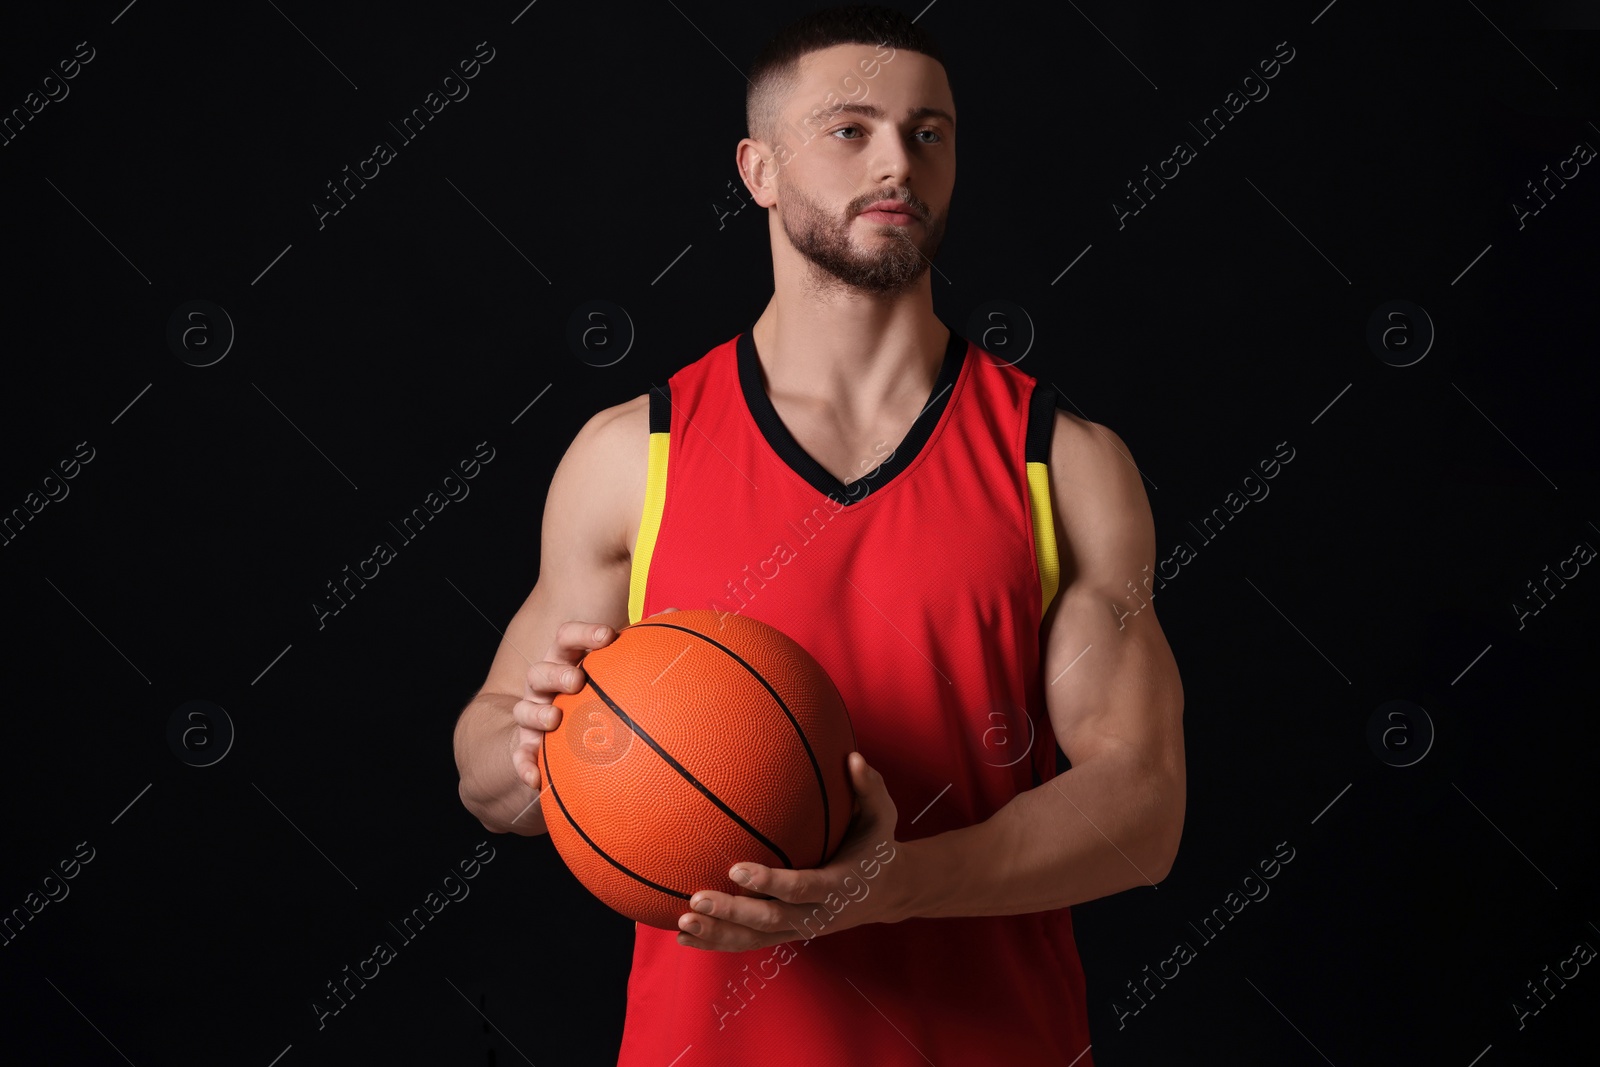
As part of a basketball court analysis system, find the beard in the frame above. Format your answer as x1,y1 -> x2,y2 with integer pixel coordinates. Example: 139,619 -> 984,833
779,181 -> 947,295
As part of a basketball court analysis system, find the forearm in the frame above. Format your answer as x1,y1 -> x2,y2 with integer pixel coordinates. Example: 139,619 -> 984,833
901,748 -> 1182,919
454,690 -> 547,836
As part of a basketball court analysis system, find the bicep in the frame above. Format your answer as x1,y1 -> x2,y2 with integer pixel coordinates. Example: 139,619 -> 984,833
477,401 -> 642,700
1041,414 -> 1184,771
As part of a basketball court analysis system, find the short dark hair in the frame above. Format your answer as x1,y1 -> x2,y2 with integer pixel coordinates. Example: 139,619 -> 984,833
745,5 -> 948,142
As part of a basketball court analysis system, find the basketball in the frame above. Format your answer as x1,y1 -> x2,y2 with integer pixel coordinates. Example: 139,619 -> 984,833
537,609 -> 858,930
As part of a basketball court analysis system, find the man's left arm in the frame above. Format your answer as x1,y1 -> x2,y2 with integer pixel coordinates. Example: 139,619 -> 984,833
670,412 -> 1185,948
897,410 -> 1186,919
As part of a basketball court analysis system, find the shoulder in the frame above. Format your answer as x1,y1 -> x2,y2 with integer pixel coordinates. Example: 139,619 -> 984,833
579,392 -> 651,448
1046,408 -> 1131,485
582,391 -> 655,485
561,393 -> 651,478
1045,408 -> 1156,591
547,394 -> 652,561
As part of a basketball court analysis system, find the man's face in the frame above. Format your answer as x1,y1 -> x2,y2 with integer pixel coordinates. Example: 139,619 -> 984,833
766,43 -> 956,294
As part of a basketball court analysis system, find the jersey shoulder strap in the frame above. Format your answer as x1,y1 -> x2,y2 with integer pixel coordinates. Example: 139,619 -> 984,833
627,384 -> 672,625
1024,379 -> 1062,619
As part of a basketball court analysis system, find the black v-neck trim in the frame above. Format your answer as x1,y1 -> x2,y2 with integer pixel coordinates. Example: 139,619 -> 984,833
736,322 -> 968,505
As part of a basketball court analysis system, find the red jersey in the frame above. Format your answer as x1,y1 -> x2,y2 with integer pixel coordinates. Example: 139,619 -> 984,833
614,322 -> 1093,1066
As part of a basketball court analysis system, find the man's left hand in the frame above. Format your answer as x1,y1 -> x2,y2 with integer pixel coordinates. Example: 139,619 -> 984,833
675,751 -> 913,952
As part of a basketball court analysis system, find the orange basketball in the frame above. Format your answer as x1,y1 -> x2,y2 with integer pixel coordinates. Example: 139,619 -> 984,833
537,609 -> 858,930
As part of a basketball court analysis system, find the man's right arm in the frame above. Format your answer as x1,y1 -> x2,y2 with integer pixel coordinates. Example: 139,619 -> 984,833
453,394 -> 647,835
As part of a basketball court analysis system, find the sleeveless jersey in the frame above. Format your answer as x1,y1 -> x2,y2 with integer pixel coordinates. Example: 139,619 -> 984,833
613,322 -> 1094,1066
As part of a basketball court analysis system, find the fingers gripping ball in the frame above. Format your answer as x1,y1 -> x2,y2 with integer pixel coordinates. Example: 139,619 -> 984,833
536,609 -> 857,930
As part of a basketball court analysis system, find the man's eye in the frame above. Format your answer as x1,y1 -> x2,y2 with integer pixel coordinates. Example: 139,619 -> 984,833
915,129 -> 941,143
832,126 -> 862,139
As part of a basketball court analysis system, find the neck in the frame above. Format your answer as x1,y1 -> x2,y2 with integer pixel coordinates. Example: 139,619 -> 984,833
750,276 -> 948,429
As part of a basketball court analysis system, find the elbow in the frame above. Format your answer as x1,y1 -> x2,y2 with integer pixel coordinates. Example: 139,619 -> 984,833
458,778 -> 490,826
456,773 -> 502,831
1144,772 -> 1186,885
1140,829 -> 1181,886
457,776 -> 503,829
1147,832 -> 1180,885
1148,715 -> 1186,883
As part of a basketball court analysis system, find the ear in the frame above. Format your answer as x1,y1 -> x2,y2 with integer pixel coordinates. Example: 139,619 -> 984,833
735,138 -> 780,209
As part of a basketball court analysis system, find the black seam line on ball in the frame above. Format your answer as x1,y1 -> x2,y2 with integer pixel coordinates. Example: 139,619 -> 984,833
541,737 -> 691,901
629,621 -> 828,864
587,665 -> 795,870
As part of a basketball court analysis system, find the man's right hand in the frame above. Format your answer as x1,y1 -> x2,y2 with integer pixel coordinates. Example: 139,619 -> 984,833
510,609 -> 678,825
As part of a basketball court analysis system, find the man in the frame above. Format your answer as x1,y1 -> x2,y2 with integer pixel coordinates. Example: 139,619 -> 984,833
453,6 -> 1185,1063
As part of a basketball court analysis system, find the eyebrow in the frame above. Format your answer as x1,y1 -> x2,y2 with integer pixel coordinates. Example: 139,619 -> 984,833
822,101 -> 955,126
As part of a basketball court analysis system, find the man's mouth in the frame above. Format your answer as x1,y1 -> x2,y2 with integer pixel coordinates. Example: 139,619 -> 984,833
858,200 -> 920,226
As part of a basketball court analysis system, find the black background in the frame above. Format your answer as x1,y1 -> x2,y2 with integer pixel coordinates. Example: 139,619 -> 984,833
1,1 -> 1596,1064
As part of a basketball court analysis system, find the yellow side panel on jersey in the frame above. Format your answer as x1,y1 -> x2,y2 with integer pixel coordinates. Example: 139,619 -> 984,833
628,430 -> 671,625
1026,459 -> 1060,619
